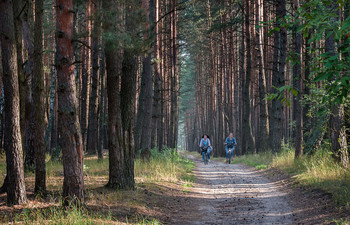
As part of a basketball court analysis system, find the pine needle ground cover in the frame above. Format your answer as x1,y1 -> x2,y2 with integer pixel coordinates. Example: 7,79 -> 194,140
0,149 -> 194,224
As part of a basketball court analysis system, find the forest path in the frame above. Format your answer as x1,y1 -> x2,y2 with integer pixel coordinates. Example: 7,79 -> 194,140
169,155 -> 294,224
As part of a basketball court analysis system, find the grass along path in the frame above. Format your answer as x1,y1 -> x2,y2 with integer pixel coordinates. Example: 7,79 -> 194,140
0,149 -> 194,224
229,149 -> 350,209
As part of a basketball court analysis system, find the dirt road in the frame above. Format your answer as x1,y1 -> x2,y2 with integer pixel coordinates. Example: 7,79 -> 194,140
170,156 -> 294,225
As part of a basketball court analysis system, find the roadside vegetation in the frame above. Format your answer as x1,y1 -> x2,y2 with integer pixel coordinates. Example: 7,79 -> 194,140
0,149 -> 194,224
230,145 -> 350,208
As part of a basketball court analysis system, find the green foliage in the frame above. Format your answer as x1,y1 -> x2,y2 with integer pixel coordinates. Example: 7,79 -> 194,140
266,85 -> 298,107
290,0 -> 350,106
271,0 -> 350,125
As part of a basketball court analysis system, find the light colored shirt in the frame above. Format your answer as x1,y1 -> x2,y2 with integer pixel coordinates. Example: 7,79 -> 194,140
200,138 -> 211,148
225,137 -> 237,147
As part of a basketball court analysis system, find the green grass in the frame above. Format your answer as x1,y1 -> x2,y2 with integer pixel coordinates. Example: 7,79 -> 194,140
0,148 -> 194,224
330,218 -> 350,225
231,148 -> 350,208
12,205 -> 111,225
135,148 -> 194,183
7,204 -> 162,224
230,152 -> 272,169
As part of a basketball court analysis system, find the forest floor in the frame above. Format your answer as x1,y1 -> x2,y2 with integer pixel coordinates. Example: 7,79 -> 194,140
0,151 -> 349,224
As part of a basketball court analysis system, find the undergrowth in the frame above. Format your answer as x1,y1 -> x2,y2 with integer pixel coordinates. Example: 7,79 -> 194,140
0,148 -> 194,224
135,148 -> 194,183
9,204 -> 162,225
231,146 -> 350,208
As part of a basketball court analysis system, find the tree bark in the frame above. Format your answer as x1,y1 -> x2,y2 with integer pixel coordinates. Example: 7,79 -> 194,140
270,0 -> 286,152
138,0 -> 153,156
13,0 -> 26,144
256,0 -> 269,153
0,71 -> 3,150
103,0 -> 119,188
241,0 -> 256,154
140,55 -> 153,155
80,2 -> 89,151
22,0 -> 35,170
33,0 -> 46,194
56,0 -> 84,205
118,48 -> 137,189
104,42 -> 120,188
0,0 -> 27,205
86,1 -> 100,155
97,40 -> 105,159
103,0 -> 134,190
46,52 -> 57,155
151,0 -> 161,150
292,0 -> 303,158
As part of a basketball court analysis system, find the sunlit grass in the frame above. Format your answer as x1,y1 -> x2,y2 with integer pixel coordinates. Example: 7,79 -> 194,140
0,148 -> 194,224
231,148 -> 350,208
230,152 -> 272,169
6,203 -> 162,224
135,148 -> 194,183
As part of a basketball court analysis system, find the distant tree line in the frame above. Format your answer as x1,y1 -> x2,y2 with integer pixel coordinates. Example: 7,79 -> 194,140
180,0 -> 349,168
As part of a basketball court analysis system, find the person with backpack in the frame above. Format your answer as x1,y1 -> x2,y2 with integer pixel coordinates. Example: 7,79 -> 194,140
199,134 -> 212,162
224,133 -> 237,164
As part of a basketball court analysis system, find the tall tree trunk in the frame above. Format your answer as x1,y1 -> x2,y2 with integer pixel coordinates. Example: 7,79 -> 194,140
256,0 -> 269,152
270,0 -> 286,152
46,51 -> 57,154
158,2 -> 164,151
0,0 -> 27,205
138,0 -> 153,156
139,54 -> 153,153
103,82 -> 108,150
33,0 -> 46,194
107,0 -> 137,189
172,0 -> 179,149
86,1 -> 100,155
135,65 -> 147,153
135,55 -> 153,155
118,48 -> 137,189
51,69 -> 59,157
151,0 -> 161,150
56,0 -> 84,205
13,0 -> 26,144
242,0 -> 256,154
167,0 -> 175,148
103,0 -> 134,190
22,0 -> 35,170
97,40 -> 105,159
80,3 -> 89,151
292,0 -> 303,158
0,72 -> 3,150
104,40 -> 120,188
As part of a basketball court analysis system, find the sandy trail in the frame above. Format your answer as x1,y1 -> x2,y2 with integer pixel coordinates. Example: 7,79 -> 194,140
170,156 -> 294,225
